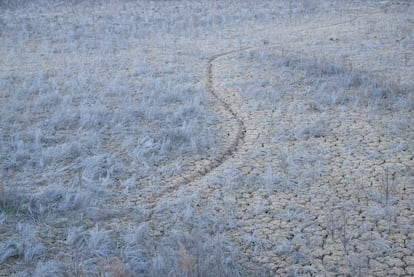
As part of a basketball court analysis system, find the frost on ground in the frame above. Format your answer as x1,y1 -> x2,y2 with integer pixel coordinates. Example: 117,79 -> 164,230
0,0 -> 413,276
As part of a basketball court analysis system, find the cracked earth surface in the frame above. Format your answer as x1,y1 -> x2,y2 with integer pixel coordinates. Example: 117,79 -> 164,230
128,8 -> 414,275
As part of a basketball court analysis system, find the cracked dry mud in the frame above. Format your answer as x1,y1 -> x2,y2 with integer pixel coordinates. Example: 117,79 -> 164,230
212,52 -> 413,275
126,9 -> 414,276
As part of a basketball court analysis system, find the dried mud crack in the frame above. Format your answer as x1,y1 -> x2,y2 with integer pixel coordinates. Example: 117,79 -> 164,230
137,10 -> 413,275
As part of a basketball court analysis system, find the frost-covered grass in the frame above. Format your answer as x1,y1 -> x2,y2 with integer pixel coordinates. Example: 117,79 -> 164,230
1,0 -> 413,276
0,0 -> 288,275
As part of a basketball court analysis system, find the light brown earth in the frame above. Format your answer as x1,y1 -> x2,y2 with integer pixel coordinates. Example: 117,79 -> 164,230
135,5 -> 414,275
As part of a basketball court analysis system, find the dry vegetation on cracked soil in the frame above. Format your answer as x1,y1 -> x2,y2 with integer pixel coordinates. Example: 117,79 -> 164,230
0,0 -> 413,276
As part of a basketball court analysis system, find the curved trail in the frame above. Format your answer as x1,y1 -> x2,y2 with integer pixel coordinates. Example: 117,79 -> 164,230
141,50 -> 250,219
